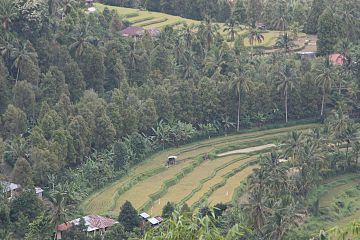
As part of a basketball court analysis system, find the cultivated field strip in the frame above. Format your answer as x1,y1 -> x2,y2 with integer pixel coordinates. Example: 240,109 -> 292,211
185,155 -> 261,206
83,124 -> 318,216
208,165 -> 259,204
149,154 -> 255,214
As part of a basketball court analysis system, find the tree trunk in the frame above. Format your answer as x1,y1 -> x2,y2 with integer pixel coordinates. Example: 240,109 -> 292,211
321,89 -> 325,117
339,80 -> 342,95
237,92 -> 241,132
285,89 -> 288,123
16,67 -> 20,84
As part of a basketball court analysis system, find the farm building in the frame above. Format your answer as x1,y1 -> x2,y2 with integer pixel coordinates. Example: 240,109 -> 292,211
121,26 -> 146,38
85,0 -> 94,7
166,156 -> 177,166
139,212 -> 163,228
121,27 -> 161,38
1,181 -> 44,200
296,51 -> 316,60
329,53 -> 346,65
56,215 -> 118,239
1,181 -> 20,199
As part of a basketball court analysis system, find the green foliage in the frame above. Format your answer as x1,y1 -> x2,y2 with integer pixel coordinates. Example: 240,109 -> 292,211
162,201 -> 175,218
317,8 -> 338,56
10,190 -> 43,223
118,201 -> 139,232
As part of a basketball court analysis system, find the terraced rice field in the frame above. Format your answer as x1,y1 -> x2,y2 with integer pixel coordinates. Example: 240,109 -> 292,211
82,123 -> 318,217
93,3 -> 307,48
289,174 -> 360,238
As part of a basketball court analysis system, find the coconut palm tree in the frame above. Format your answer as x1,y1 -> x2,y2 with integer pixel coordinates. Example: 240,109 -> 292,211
200,17 -> 220,50
334,1 -> 360,41
50,190 -> 67,240
275,63 -> 297,123
228,65 -> 253,131
204,46 -> 226,79
223,18 -> 240,42
0,0 -> 17,32
247,28 -> 264,47
11,41 -> 38,83
284,131 -> 303,162
69,22 -> 95,58
180,24 -> 195,49
351,141 -> 360,169
221,116 -> 234,136
315,60 -> 336,117
275,32 -> 295,53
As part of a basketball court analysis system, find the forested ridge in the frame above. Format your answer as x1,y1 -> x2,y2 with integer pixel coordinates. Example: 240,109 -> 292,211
1,0 -> 360,239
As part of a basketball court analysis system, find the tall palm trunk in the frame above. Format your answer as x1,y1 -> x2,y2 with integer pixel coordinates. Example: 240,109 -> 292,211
16,67 -> 20,84
285,89 -> 288,123
237,91 -> 241,132
320,88 -> 325,117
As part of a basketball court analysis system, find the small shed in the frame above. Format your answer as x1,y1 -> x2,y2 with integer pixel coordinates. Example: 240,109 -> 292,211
147,216 -> 163,226
166,156 -> 177,166
35,187 -> 44,199
296,52 -> 316,60
85,0 -> 94,7
139,212 -> 150,220
1,181 -> 20,199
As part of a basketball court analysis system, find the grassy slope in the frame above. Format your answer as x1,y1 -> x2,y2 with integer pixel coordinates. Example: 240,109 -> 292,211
287,174 -> 360,239
82,123 -> 318,217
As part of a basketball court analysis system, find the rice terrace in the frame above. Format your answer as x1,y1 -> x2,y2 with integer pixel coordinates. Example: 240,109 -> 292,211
82,123 -> 318,217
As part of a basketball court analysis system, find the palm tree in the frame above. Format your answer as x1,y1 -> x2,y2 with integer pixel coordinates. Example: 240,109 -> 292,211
275,32 -> 295,53
50,190 -> 67,240
223,18 -> 240,42
289,22 -> 303,39
315,60 -> 335,117
334,1 -> 360,41
351,141 -> 360,169
0,35 -> 17,65
200,17 -> 219,50
204,46 -> 225,79
284,131 -> 303,161
180,24 -> 195,49
181,50 -> 196,79
0,0 -> 17,32
69,23 -> 94,58
11,41 -> 38,83
247,28 -> 265,47
60,0 -> 77,16
221,116 -> 234,136
151,120 -> 171,150
275,63 -> 297,123
228,66 -> 253,132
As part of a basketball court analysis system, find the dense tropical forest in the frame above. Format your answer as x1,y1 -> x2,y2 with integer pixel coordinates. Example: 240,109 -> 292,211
1,0 -> 360,239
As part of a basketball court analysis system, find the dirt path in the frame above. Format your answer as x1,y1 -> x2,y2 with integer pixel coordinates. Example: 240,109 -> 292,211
217,144 -> 276,157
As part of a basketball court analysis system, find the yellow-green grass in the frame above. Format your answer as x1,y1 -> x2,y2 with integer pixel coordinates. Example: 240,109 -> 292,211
208,165 -> 259,204
186,155 -> 261,206
243,31 -> 307,48
111,160 -> 194,215
82,124 -> 318,215
93,3 -> 306,48
94,3 -> 198,29
149,154 -> 251,214
319,175 -> 360,208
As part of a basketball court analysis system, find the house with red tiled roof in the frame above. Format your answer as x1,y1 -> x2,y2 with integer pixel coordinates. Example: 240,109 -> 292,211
329,53 -> 346,65
56,215 -> 118,239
